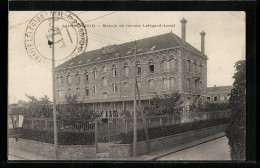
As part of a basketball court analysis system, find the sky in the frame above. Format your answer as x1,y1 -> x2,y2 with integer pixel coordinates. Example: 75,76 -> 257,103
8,11 -> 245,103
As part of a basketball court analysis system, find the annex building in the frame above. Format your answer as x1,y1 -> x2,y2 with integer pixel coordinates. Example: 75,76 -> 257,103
55,18 -> 208,118
206,85 -> 233,103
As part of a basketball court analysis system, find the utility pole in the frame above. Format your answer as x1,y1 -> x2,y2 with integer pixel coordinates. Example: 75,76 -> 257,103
51,11 -> 58,159
133,41 -> 137,157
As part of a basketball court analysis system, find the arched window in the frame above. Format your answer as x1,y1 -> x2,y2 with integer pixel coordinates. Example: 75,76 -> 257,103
199,81 -> 202,93
162,57 -> 168,72
187,60 -> 191,72
93,68 -> 97,79
112,83 -> 117,92
76,87 -> 81,96
136,60 -> 141,76
102,66 -> 107,72
56,76 -> 60,86
67,72 -> 72,85
60,76 -> 63,85
84,71 -> 88,82
112,64 -> 117,77
60,89 -> 63,98
75,71 -> 80,84
148,58 -> 154,74
57,90 -> 60,98
170,77 -> 175,90
68,88 -> 72,96
102,77 -> 107,87
195,79 -> 199,94
194,61 -> 197,74
187,78 -> 191,92
124,62 -> 129,77
85,87 -> 89,96
93,85 -> 97,94
169,56 -> 175,71
199,62 -> 202,73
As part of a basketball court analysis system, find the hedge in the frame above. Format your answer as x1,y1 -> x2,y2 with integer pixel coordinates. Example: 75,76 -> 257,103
114,118 -> 228,144
10,128 -> 95,145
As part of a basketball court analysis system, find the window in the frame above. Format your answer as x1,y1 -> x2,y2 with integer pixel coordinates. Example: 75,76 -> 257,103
76,87 -> 80,96
124,63 -> 129,77
162,57 -> 168,71
84,72 -> 88,82
170,58 -> 175,71
112,83 -> 117,93
199,81 -> 202,92
163,78 -> 169,90
124,82 -> 129,89
67,73 -> 72,85
102,77 -> 107,87
60,76 -> 63,85
170,77 -> 175,90
187,78 -> 191,92
207,97 -> 211,102
103,92 -> 108,99
137,81 -> 141,89
220,95 -> 225,101
93,85 -> 96,94
199,62 -> 202,72
148,58 -> 154,74
75,72 -> 80,84
93,68 -> 97,79
60,89 -> 63,98
194,61 -> 197,73
85,87 -> 89,96
136,60 -> 141,76
57,90 -> 60,98
149,79 -> 154,90
214,96 -> 218,101
187,60 -> 191,72
57,77 -> 60,86
112,64 -> 117,77
68,88 -> 72,96
102,66 -> 107,72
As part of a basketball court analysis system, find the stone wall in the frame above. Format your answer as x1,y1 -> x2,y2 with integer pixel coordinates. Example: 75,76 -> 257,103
9,138 -> 96,159
109,124 -> 226,158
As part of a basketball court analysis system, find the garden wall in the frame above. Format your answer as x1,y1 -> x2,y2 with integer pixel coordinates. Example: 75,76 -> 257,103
109,124 -> 227,158
9,138 -> 96,159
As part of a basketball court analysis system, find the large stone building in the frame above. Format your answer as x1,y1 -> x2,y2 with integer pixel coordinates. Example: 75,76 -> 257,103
206,85 -> 233,103
55,18 -> 208,117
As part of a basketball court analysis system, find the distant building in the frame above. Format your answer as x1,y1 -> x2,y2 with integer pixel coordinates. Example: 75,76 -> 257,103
206,85 -> 233,103
55,18 -> 208,117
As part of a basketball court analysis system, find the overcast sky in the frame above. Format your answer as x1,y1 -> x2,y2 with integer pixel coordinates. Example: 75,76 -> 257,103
8,11 -> 245,103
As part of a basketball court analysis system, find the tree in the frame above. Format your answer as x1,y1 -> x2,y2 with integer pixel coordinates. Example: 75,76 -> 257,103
144,92 -> 183,116
19,94 -> 53,118
226,60 -> 246,160
57,94 -> 102,126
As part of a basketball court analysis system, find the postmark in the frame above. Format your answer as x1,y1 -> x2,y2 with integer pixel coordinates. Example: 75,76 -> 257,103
24,11 -> 88,64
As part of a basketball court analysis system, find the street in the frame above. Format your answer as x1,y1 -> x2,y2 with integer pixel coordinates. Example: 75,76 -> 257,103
157,136 -> 231,160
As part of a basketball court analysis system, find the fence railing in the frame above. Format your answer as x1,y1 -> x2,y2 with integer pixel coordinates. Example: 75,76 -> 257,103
22,110 -> 231,137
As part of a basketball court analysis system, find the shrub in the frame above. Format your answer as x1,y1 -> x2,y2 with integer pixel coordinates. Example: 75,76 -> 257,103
115,118 -> 228,144
15,128 -> 95,145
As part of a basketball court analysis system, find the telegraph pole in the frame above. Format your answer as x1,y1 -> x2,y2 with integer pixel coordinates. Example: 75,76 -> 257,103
51,11 -> 58,159
133,41 -> 137,157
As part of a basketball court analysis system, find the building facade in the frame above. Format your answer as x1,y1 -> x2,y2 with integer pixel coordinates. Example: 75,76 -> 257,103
206,85 -> 233,103
55,18 -> 208,117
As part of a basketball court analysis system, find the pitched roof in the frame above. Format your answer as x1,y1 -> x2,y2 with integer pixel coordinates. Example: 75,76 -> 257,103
206,86 -> 234,93
56,32 -> 204,70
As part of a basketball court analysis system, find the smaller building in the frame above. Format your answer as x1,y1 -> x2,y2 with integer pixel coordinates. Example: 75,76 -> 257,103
206,85 -> 233,103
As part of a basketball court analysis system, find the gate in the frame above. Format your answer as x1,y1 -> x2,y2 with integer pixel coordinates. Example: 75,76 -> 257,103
96,117 -> 129,153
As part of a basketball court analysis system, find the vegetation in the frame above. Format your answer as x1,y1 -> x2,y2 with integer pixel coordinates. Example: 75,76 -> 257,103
143,92 -> 183,116
115,118 -> 228,144
225,60 -> 246,160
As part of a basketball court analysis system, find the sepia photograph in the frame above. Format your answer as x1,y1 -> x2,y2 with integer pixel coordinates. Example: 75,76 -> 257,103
8,11 -> 246,161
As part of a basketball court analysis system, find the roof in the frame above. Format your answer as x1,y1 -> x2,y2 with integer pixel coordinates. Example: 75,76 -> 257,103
206,85 -> 234,93
56,32 -> 204,70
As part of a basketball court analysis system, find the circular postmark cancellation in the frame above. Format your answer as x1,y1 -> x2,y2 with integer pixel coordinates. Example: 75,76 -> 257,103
25,11 -> 88,64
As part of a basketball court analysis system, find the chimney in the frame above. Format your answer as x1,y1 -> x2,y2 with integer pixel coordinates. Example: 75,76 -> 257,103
200,31 -> 206,54
180,18 -> 187,41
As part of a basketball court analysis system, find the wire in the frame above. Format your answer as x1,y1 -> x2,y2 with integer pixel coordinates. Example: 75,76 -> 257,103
88,33 -> 117,44
83,11 -> 117,24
